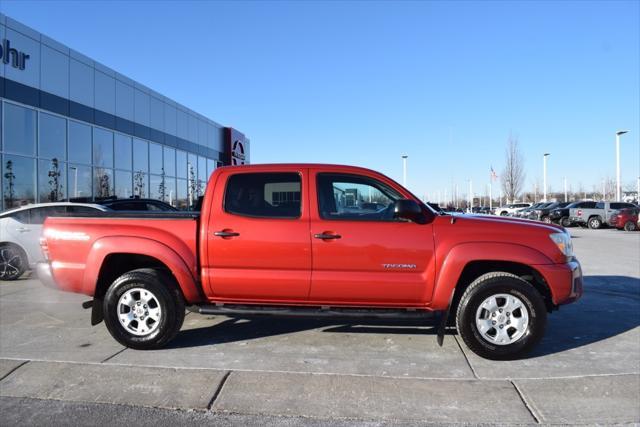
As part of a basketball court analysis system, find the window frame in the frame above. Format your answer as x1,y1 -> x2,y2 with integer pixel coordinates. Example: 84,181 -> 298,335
316,173 -> 404,222
223,172 -> 303,220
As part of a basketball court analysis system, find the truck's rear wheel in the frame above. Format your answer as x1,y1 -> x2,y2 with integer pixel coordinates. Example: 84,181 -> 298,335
456,272 -> 546,360
560,217 -> 572,227
588,216 -> 602,229
103,268 -> 185,350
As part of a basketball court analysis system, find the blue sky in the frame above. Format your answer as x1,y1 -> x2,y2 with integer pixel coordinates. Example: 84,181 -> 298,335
2,0 -> 638,201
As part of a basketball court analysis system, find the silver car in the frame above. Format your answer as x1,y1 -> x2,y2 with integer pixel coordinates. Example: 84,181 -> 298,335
0,202 -> 110,280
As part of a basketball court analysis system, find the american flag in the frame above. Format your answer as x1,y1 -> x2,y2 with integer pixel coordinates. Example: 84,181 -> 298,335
490,166 -> 498,181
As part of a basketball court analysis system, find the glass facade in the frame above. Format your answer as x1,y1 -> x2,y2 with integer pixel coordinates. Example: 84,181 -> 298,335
1,14 -> 246,212
1,100 -> 225,210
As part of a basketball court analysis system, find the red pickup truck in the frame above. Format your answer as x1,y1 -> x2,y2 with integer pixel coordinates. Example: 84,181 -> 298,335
38,164 -> 582,359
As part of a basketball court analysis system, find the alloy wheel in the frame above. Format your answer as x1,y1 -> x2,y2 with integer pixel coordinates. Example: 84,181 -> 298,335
117,287 -> 163,336
475,293 -> 529,345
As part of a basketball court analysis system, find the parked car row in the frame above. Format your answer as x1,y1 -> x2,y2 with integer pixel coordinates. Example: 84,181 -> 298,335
488,200 -> 639,232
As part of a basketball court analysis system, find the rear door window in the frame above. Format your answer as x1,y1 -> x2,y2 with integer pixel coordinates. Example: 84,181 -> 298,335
595,202 -> 605,209
224,172 -> 302,219
29,206 -> 68,224
67,206 -> 102,214
9,210 -> 31,224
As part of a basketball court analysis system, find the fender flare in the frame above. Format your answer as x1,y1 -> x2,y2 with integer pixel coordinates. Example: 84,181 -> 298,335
431,242 -> 553,310
82,236 -> 201,304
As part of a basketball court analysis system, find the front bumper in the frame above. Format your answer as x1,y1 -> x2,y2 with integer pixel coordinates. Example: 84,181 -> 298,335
36,262 -> 58,289
537,259 -> 583,306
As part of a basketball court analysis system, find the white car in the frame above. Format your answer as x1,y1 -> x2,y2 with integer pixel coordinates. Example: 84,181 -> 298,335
493,203 -> 532,216
0,202 -> 110,280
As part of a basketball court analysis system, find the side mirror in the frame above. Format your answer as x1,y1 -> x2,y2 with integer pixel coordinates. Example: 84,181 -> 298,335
393,199 -> 425,224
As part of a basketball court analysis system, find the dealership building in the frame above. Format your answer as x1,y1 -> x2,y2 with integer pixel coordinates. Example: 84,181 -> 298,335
0,14 -> 249,211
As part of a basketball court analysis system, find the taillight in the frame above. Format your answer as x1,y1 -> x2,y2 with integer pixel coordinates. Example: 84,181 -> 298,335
577,209 -> 582,217
40,237 -> 50,261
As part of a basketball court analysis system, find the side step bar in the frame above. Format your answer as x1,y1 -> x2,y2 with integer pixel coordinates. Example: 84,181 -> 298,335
191,304 -> 436,321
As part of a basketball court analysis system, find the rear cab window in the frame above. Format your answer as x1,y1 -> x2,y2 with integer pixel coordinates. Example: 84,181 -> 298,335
224,172 -> 302,219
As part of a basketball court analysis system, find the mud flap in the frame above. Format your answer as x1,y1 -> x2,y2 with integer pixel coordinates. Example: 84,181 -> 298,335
436,292 -> 456,347
90,299 -> 104,325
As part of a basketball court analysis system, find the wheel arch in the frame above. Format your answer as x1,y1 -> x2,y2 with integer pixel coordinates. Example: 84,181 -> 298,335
448,261 -> 554,318
84,236 -> 203,305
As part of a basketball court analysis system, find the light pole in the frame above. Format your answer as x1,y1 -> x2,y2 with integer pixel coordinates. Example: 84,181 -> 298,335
69,166 -> 78,198
615,130 -> 629,201
468,179 -> 473,212
402,155 -> 408,188
543,153 -> 550,202
563,177 -> 567,202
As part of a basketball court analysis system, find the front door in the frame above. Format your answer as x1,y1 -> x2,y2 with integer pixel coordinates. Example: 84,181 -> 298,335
204,169 -> 312,301
309,171 -> 435,305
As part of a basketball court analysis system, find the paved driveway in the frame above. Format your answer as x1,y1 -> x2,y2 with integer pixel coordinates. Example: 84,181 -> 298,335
1,227 -> 638,425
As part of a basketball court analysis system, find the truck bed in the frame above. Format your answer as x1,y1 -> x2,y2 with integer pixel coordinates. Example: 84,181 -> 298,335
43,213 -> 199,299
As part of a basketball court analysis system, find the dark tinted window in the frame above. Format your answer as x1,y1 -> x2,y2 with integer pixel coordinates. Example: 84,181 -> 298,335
225,173 -> 301,219
67,206 -> 102,214
108,201 -> 145,211
30,206 -> 67,224
316,173 -> 402,221
595,202 -> 605,209
9,210 -> 30,223
577,201 -> 597,208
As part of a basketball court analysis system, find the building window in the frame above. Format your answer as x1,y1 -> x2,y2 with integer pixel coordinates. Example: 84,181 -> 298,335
149,174 -> 165,201
38,158 -> 66,202
164,176 -> 177,206
93,127 -> 114,168
93,167 -> 114,199
115,170 -> 133,198
149,143 -> 163,175
114,133 -> 132,170
176,178 -> 188,210
3,154 -> 36,209
3,103 -> 37,156
176,150 -> 187,179
68,121 -> 92,165
68,164 -> 92,200
133,169 -> 148,198
39,112 -> 66,161
163,147 -> 176,177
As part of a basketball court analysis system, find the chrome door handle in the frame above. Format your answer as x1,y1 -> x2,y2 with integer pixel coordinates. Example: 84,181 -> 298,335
213,231 -> 240,238
16,227 -> 31,233
314,233 -> 341,240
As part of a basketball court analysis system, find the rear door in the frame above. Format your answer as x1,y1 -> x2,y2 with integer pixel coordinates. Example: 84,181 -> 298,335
308,171 -> 435,305
16,206 -> 67,264
204,169 -> 312,301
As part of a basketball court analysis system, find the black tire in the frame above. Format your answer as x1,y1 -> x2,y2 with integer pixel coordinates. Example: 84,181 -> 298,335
456,272 -> 547,360
500,211 -> 508,216
560,217 -> 572,228
624,221 -> 637,232
103,268 -> 185,350
0,244 -> 27,281
588,216 -> 602,229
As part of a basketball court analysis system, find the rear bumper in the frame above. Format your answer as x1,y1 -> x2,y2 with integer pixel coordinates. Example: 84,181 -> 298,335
537,259 -> 583,306
36,262 -> 59,289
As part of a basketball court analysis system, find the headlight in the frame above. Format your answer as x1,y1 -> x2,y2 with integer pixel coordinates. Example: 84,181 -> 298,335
549,232 -> 574,259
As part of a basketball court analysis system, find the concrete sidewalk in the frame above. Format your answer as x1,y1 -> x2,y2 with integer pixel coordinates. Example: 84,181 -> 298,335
1,358 -> 638,424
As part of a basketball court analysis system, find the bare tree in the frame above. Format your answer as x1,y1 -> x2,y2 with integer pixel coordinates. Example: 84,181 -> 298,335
500,134 -> 526,203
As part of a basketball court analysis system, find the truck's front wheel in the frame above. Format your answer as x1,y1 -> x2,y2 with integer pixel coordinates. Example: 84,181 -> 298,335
103,268 -> 185,350
456,272 -> 546,360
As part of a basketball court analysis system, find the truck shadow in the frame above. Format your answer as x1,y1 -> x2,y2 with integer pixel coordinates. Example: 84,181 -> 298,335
168,275 -> 640,357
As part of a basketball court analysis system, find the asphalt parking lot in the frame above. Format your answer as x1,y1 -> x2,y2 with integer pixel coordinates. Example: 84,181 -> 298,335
0,227 -> 638,425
